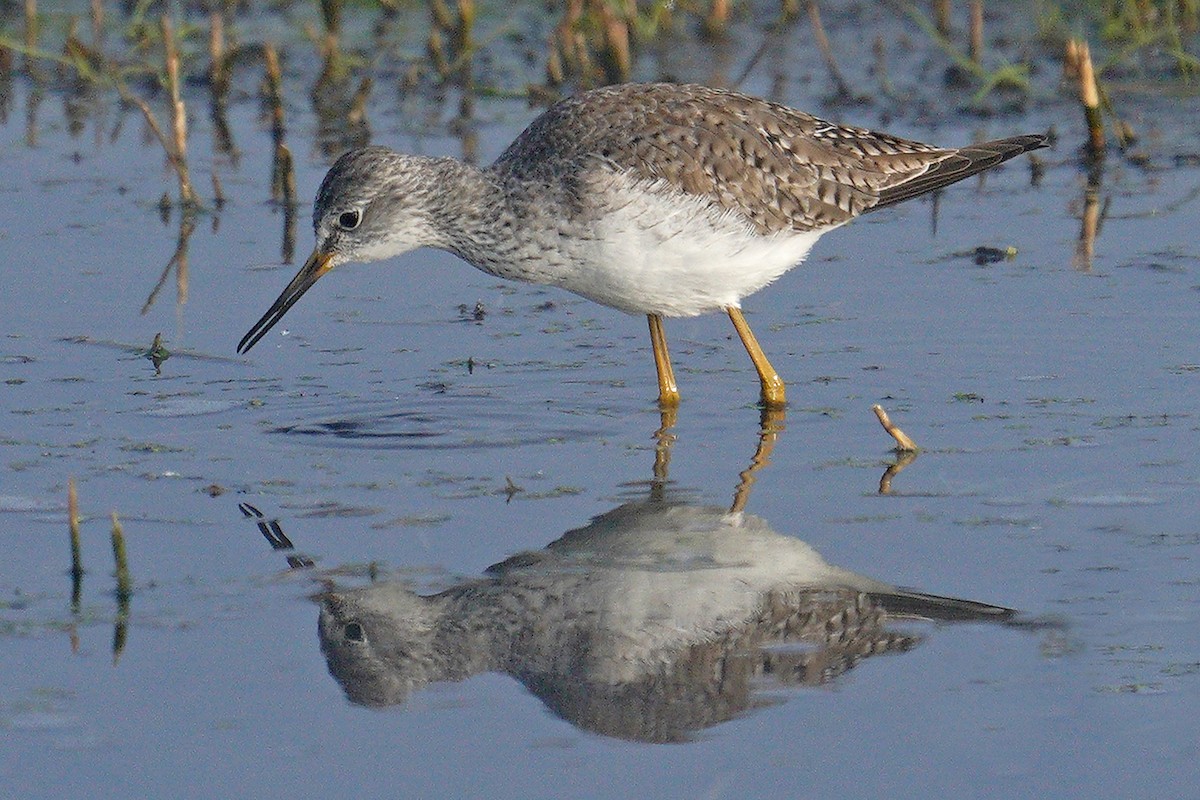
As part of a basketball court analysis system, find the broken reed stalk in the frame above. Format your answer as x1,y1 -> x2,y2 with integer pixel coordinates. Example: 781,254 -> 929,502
427,0 -> 457,79
208,12 -> 227,94
969,0 -> 983,66
807,1 -> 851,98
263,43 -> 295,211
349,77 -> 372,126
871,404 -> 918,452
161,16 -> 196,209
320,0 -> 344,36
429,0 -> 455,33
705,0 -> 731,38
277,143 -> 297,206
24,0 -> 37,72
427,29 -> 450,77
90,0 -> 103,47
545,32 -> 565,85
452,0 -> 475,61
111,512 -> 132,601
598,0 -> 631,83
1067,39 -> 1105,158
933,0 -> 951,37
68,477 -> 83,580
550,0 -> 589,86
263,42 -> 285,144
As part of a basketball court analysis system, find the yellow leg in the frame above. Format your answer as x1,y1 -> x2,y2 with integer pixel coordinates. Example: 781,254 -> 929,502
726,307 -> 786,408
647,314 -> 680,407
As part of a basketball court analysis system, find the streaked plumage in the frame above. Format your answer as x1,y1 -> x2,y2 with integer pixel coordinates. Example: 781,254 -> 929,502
317,494 -> 1020,741
239,83 -> 1046,407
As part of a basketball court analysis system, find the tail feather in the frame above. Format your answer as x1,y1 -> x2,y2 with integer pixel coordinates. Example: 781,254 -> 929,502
869,588 -> 1017,624
873,133 -> 1048,210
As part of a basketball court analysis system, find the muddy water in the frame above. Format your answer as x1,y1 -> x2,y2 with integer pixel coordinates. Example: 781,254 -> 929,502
2,4 -> 1199,799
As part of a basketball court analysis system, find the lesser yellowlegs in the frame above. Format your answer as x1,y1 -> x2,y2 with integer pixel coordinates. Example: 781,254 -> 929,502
238,83 -> 1046,408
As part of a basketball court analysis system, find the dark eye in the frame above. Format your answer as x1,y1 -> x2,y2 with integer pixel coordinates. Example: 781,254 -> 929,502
344,621 -> 365,643
337,209 -> 361,230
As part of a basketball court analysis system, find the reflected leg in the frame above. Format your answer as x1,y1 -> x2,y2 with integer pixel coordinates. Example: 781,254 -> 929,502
730,407 -> 786,513
650,406 -> 678,502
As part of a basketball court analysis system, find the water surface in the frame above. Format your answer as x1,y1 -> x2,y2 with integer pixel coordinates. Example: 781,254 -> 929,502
2,3 -> 1199,798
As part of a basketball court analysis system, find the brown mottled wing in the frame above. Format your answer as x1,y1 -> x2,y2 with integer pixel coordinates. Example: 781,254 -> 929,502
491,83 -> 1045,235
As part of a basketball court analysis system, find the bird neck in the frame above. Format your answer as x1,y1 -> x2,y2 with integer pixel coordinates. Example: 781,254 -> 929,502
416,157 -> 511,272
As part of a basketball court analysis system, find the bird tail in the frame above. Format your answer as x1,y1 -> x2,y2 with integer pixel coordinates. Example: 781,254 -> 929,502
868,588 -> 1017,624
873,133 -> 1048,210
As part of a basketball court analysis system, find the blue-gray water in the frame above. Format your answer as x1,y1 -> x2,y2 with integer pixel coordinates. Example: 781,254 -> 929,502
2,3 -> 1199,798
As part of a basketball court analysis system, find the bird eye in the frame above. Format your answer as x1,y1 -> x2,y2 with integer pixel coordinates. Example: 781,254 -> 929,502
344,621 -> 365,643
337,209 -> 362,230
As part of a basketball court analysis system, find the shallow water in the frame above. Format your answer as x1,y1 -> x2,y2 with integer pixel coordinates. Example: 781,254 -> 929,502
3,3 -> 1200,799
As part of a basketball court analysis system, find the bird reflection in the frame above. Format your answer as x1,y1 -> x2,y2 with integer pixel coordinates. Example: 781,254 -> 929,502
317,411 -> 1023,742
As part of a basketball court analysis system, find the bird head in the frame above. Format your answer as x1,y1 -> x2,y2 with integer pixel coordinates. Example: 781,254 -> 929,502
237,147 -> 447,354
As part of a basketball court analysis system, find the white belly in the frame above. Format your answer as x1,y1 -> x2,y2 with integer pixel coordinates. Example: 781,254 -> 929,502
546,174 -> 829,317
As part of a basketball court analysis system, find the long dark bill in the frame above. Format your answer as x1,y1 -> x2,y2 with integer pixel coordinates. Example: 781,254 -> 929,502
237,249 -> 335,354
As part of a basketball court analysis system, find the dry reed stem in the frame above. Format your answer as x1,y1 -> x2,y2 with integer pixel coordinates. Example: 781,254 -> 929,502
429,0 -> 455,33
62,16 -> 79,82
263,42 -> 285,142
933,0 -> 951,36
454,0 -> 475,56
161,17 -> 196,208
1068,39 -> 1105,157
277,143 -> 297,206
68,477 -> 83,579
871,405 -> 918,452
90,0 -> 103,46
545,34 -> 565,85
969,0 -> 983,66
807,1 -> 850,98
600,5 -> 631,83
111,512 -> 132,601
573,30 -> 595,84
209,12 -> 227,91
24,0 -> 37,72
705,0 -> 730,37
349,77 -> 372,125
320,0 -> 343,35
1063,38 -> 1079,79
427,29 -> 450,77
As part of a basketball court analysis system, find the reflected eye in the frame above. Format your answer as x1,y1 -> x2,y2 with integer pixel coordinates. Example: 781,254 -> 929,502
337,209 -> 362,230
344,621 -> 366,643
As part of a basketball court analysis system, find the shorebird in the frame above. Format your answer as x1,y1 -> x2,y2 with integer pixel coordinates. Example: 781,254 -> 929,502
237,82 -> 1046,408
317,492 -> 1017,739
